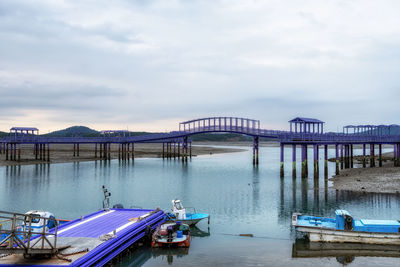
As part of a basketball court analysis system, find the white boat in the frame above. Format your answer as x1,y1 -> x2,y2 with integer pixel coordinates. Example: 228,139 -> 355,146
292,210 -> 400,245
166,199 -> 210,226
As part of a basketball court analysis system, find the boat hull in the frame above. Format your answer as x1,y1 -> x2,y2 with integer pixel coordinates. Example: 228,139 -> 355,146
296,226 -> 400,245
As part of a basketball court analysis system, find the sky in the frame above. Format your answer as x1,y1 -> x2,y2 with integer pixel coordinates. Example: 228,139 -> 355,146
0,0 -> 399,133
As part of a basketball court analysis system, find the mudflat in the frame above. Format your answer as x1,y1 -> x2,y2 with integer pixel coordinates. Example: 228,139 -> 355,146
330,152 -> 400,194
0,142 -> 246,167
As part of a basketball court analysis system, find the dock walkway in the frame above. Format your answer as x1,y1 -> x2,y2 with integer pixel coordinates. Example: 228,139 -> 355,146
0,208 -> 165,266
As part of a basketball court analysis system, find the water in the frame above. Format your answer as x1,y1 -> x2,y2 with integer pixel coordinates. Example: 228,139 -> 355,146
0,146 -> 399,266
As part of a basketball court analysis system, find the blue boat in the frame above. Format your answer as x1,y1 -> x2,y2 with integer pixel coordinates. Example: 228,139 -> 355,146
166,199 -> 210,226
292,210 -> 400,245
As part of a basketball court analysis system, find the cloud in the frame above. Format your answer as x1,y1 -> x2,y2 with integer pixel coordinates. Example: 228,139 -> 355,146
0,0 -> 399,132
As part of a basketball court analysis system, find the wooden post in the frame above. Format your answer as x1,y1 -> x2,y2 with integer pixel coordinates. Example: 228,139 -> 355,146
340,144 -> 344,169
370,143 -> 375,167
313,144 -> 319,179
95,143 -> 98,158
18,144 -> 21,161
379,144 -> 382,167
47,144 -> 50,162
350,144 -> 353,168
362,144 -> 366,168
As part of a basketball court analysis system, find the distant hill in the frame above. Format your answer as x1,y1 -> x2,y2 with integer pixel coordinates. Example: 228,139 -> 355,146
44,126 -> 100,137
190,133 -> 251,142
0,131 -> 8,137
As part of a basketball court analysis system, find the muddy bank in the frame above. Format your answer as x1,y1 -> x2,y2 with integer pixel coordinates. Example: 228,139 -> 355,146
330,151 -> 400,194
0,142 -> 246,167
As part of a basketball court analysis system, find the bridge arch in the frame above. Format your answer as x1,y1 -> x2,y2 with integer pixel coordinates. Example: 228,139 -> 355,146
179,117 -> 260,135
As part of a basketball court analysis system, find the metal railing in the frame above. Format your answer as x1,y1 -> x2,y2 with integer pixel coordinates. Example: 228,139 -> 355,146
0,210 -> 58,256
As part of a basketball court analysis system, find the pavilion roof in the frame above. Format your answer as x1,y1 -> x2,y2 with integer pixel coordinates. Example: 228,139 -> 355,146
289,117 -> 324,123
10,127 -> 39,131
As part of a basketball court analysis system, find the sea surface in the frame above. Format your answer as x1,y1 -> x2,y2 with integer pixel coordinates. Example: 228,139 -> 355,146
0,146 -> 399,266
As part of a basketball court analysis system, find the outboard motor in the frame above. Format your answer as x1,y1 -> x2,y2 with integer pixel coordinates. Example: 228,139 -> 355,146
172,199 -> 186,220
113,203 -> 124,209
335,210 -> 353,231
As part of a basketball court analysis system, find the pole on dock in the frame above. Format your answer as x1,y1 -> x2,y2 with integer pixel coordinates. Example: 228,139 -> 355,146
378,144 -> 382,167
118,144 -> 121,160
177,143 -> 180,158
132,143 -> 135,161
77,143 -> 80,157
292,144 -> 296,178
73,144 -> 76,157
108,143 -> 111,160
324,145 -> 328,178
18,144 -> 21,161
344,145 -> 348,169
335,144 -> 339,175
173,142 -> 176,159
280,143 -> 284,178
394,143 -> 399,167
313,144 -> 319,179
47,143 -> 50,162
362,144 -> 366,168
189,142 -> 192,159
162,143 -> 165,159
5,143 -> 8,161
95,143 -> 98,158
370,143 -> 375,167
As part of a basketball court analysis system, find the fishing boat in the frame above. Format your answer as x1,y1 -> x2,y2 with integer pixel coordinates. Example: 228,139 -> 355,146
151,221 -> 191,248
166,199 -> 210,226
292,210 -> 400,245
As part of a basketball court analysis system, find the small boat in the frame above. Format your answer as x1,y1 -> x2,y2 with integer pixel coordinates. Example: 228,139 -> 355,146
0,210 -> 70,246
151,221 -> 191,248
166,199 -> 210,226
292,210 -> 400,245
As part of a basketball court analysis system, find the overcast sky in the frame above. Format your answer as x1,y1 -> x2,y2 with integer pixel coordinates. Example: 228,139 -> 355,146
0,0 -> 399,133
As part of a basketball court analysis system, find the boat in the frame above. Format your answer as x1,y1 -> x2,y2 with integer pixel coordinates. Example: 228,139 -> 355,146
0,210 -> 70,247
292,210 -> 400,245
165,199 -> 210,226
151,221 -> 191,248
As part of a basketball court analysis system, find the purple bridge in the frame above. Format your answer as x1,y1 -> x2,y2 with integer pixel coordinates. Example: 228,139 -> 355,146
1,117 -> 400,178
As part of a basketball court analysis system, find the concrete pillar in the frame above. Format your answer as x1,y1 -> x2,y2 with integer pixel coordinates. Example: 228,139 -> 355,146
280,143 -> 284,178
47,144 -> 50,162
177,143 -> 180,158
370,143 -> 375,167
5,143 -> 8,160
253,136 -> 259,165
335,144 -> 339,175
313,144 -> 319,178
73,144 -> 76,157
189,142 -> 192,159
362,144 -> 366,168
350,144 -> 353,168
379,144 -> 382,167
77,143 -> 80,157
173,142 -> 176,159
292,144 -> 296,178
132,143 -> 135,160
162,143 -> 165,159
340,144 -> 344,169
301,144 -> 307,178
324,145 -> 328,178
108,143 -> 111,160
118,144 -> 121,160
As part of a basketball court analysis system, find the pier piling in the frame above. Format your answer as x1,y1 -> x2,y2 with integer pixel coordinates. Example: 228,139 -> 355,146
370,143 -> 375,167
340,144 -> 344,169
379,144 -> 382,167
292,144 -> 296,178
350,144 -> 353,168
335,144 -> 339,175
313,144 -> 319,179
280,143 -> 284,177
362,144 -> 366,168
324,145 -> 328,178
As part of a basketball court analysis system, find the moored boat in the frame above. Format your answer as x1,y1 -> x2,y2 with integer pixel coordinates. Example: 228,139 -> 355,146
151,221 -> 191,248
166,199 -> 210,226
292,210 -> 400,245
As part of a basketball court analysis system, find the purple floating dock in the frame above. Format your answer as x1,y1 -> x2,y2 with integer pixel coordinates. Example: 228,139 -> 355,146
0,208 -> 165,266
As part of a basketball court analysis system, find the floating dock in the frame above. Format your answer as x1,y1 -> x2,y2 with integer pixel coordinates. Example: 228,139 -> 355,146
0,208 -> 165,266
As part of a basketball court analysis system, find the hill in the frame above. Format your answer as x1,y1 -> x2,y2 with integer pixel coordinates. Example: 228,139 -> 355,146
44,126 -> 100,137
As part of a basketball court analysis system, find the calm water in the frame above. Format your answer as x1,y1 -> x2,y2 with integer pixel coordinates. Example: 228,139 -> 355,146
0,146 -> 399,266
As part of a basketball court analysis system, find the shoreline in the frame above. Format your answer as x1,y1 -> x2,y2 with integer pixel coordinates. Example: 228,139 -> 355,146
330,151 -> 400,194
0,142 -> 247,167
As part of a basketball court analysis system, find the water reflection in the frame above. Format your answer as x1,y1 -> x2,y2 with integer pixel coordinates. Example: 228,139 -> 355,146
292,238 -> 400,265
